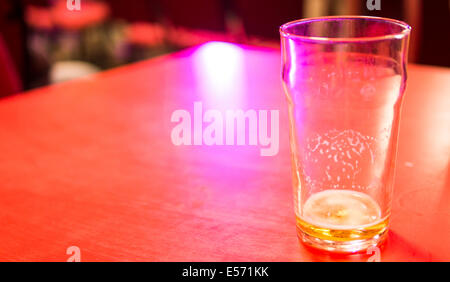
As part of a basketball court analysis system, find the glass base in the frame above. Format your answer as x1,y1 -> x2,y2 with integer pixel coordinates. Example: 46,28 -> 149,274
297,225 -> 388,253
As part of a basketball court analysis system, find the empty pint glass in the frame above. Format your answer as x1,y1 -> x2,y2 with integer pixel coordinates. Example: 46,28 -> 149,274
280,16 -> 411,252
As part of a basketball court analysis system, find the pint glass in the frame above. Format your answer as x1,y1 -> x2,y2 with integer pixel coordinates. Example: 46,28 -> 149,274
280,16 -> 411,252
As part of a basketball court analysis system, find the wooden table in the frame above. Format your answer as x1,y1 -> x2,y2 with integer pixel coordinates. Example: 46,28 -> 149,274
0,42 -> 449,262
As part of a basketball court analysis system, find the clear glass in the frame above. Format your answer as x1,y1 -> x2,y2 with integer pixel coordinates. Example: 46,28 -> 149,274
280,16 -> 411,253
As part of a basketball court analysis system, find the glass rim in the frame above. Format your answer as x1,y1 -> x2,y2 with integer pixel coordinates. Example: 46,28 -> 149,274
279,16 -> 411,43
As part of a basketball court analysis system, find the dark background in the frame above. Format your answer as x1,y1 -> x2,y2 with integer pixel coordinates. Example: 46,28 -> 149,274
1,0 -> 449,97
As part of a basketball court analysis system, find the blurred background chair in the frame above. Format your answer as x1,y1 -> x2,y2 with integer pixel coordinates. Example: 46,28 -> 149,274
49,60 -> 100,84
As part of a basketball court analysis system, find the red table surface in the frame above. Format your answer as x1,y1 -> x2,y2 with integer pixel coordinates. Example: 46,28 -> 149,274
0,42 -> 449,262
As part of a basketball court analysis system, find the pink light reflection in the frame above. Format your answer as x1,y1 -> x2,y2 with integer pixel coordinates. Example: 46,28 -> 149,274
193,42 -> 246,109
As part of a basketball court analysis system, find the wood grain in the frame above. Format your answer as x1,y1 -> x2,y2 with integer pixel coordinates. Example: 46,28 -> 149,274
0,43 -> 448,261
